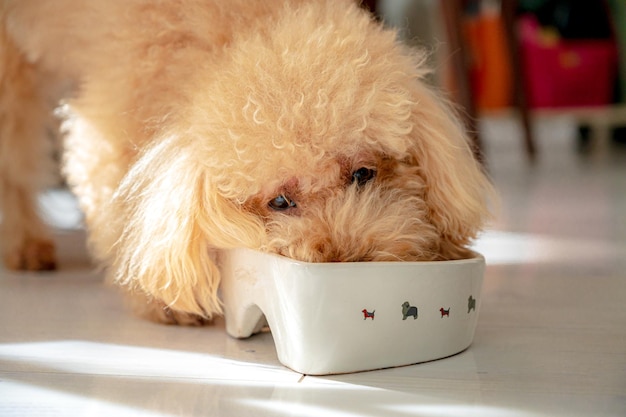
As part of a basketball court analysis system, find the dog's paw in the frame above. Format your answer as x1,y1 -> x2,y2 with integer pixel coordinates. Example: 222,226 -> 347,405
3,239 -> 57,271
160,307 -> 213,326
133,297 -> 212,326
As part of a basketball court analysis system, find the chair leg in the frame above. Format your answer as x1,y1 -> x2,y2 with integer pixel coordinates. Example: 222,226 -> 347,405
441,0 -> 485,165
502,0 -> 537,161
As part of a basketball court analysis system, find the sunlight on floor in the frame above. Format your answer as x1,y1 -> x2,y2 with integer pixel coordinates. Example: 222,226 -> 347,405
473,231 -> 621,265
240,398 -> 369,417
3,380 -> 167,417
0,340 -> 539,417
384,404 -> 541,417
0,340 -> 292,383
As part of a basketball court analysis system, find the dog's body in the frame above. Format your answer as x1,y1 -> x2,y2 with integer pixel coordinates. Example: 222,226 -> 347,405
1,0 -> 492,324
401,302 -> 418,320
468,295 -> 477,313
362,309 -> 375,320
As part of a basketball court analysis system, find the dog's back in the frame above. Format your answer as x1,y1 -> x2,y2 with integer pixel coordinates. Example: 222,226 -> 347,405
1,0 -> 293,266
3,0 -> 279,75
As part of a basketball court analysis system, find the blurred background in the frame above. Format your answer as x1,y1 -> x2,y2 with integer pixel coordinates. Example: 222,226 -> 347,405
364,0 -> 626,163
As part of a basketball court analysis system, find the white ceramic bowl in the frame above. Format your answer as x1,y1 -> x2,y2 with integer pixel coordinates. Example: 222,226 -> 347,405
219,248 -> 485,375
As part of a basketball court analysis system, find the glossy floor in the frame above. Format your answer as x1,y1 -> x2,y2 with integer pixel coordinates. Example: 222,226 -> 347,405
1,115 -> 625,416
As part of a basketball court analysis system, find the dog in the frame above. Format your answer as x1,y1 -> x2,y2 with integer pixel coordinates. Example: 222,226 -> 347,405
0,0 -> 492,325
468,295 -> 477,313
439,307 -> 450,318
362,309 -> 375,320
401,302 -> 418,320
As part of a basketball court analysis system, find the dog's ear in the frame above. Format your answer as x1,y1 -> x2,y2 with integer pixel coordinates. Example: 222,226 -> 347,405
407,81 -> 494,258
107,135 -> 264,319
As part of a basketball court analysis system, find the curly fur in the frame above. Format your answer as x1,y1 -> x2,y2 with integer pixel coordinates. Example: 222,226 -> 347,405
0,0 -> 493,323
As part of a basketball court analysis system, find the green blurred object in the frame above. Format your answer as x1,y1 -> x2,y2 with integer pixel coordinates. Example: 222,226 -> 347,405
608,0 -> 626,102
518,0 -> 550,13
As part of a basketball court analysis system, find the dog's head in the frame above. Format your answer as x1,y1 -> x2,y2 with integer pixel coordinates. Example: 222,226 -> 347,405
113,0 -> 493,318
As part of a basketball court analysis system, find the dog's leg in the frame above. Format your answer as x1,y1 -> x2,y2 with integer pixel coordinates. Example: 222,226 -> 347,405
0,26 -> 56,270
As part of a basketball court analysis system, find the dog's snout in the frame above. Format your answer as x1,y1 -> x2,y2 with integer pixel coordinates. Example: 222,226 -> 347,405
310,242 -> 346,263
311,243 -> 366,263
329,256 -> 361,263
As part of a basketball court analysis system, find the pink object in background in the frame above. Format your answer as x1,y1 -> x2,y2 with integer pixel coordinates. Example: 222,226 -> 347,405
519,16 -> 618,108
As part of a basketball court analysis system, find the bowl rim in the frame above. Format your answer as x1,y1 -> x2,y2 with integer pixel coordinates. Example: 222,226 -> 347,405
222,248 -> 485,268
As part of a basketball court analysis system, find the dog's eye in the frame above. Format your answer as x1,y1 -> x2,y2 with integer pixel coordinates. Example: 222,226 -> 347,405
352,167 -> 376,187
268,194 -> 296,211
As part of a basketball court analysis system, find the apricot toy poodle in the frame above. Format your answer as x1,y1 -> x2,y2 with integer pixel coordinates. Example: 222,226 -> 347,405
0,0 -> 493,324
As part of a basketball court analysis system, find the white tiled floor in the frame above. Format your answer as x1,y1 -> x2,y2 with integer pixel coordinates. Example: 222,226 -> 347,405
1,115 -> 625,416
